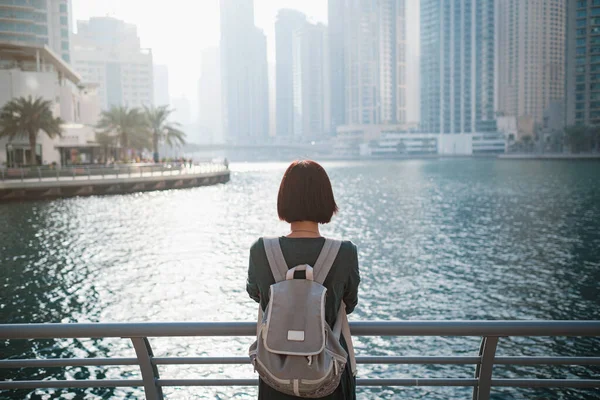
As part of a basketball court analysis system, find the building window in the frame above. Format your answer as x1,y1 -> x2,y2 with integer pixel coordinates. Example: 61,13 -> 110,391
61,28 -> 68,38
576,103 -> 585,110
578,19 -> 587,27
578,47 -> 587,55
61,41 -> 68,50
578,10 -> 587,18
60,16 -> 68,25
576,112 -> 584,119
577,0 -> 587,6
59,4 -> 67,13
62,54 -> 69,63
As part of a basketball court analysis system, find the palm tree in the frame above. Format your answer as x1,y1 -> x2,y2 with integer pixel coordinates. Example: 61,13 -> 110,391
565,125 -> 592,153
0,96 -> 63,165
95,131 -> 118,163
143,105 -> 186,162
96,106 -> 147,161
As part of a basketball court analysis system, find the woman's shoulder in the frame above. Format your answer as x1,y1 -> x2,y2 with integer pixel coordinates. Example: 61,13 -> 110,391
337,239 -> 358,258
249,237 -> 266,255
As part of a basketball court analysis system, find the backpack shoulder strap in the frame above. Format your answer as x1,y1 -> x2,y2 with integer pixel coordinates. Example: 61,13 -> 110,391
313,238 -> 342,285
263,237 -> 289,283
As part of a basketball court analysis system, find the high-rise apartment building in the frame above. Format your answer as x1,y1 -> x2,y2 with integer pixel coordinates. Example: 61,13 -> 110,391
420,0 -> 496,135
0,0 -> 72,63
344,0 -> 406,126
220,0 -> 269,143
497,0 -> 566,126
71,17 -> 153,111
328,0 -> 346,131
566,0 -> 600,127
292,22 -> 330,140
275,9 -> 307,138
198,46 -> 222,143
153,64 -> 170,107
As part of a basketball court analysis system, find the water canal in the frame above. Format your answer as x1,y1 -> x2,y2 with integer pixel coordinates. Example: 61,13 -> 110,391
1,159 -> 599,399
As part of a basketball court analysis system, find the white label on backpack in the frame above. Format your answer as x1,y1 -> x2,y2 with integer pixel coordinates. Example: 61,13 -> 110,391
287,330 -> 305,342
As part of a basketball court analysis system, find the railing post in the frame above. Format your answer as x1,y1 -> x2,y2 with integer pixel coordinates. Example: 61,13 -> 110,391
130,337 -> 164,400
37,167 -> 41,181
56,167 -> 59,180
72,168 -> 75,180
21,167 -> 24,182
87,167 -> 91,180
473,336 -> 499,400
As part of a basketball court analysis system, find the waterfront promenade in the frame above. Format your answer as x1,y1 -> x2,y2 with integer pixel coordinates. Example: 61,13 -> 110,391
0,163 -> 229,202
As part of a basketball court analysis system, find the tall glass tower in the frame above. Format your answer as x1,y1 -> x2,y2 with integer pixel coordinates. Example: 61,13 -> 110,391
420,0 -> 496,134
0,0 -> 72,63
566,0 -> 600,127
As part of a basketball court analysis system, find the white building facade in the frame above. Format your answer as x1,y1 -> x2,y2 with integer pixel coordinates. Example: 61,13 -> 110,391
496,0 -> 566,126
344,0 -> 406,126
220,0 -> 269,143
71,17 -> 153,111
292,22 -> 330,141
0,42 -> 100,166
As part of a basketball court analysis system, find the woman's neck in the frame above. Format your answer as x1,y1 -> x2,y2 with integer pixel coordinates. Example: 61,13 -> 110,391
287,221 -> 321,238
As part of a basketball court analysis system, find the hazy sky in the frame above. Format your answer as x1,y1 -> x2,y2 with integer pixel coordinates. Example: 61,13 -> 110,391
72,0 -> 420,121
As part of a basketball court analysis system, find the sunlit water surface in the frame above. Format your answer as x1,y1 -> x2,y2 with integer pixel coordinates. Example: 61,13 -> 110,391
1,159 -> 599,399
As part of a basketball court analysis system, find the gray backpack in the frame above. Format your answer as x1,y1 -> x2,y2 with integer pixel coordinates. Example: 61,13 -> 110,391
249,237 -> 356,398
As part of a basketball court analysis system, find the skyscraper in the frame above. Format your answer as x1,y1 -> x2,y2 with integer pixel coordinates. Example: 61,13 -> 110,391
220,0 -> 269,143
292,22 -> 330,141
420,0 -> 496,135
343,0 -> 406,126
0,0 -> 72,63
565,0 -> 597,127
496,0 -> 566,126
198,47 -> 222,143
275,9 -> 307,138
328,0 -> 346,131
72,17 -> 153,110
153,64 -> 170,107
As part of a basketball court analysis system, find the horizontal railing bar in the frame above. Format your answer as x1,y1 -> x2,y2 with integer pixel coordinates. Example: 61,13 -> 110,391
0,380 -> 144,389
0,358 -> 138,368
1,321 -> 599,339
153,357 -> 249,365
491,379 -> 600,388
4,356 -> 599,369
356,356 -> 481,364
156,378 -> 479,387
2,378 -> 598,390
152,356 -> 482,365
494,357 -> 600,366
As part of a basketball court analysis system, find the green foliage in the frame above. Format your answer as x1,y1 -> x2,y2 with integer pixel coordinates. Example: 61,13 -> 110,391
96,106 -> 148,159
564,125 -> 600,153
0,96 -> 63,165
143,105 -> 186,162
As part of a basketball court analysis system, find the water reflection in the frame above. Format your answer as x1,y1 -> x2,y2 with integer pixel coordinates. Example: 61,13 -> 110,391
0,159 -> 599,399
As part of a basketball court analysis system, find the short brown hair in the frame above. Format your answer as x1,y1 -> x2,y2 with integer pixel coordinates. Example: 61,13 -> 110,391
277,160 -> 338,224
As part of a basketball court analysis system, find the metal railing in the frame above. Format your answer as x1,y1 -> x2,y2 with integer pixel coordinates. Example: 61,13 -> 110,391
1,321 -> 599,399
0,162 -> 228,182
